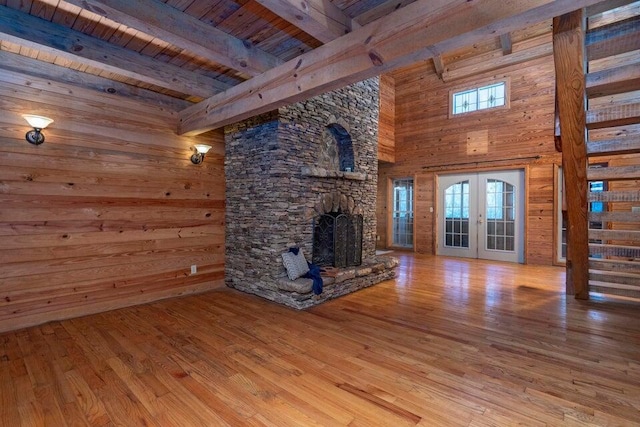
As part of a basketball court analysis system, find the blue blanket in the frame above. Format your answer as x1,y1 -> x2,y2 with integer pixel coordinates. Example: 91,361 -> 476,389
289,247 -> 323,295
304,263 -> 323,295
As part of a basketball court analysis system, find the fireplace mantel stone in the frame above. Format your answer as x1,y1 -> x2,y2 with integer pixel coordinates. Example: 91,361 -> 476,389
301,166 -> 369,181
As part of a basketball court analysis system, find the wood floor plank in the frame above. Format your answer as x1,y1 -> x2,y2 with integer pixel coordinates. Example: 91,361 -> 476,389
63,369 -> 111,426
0,254 -> 639,425
0,363 -> 21,427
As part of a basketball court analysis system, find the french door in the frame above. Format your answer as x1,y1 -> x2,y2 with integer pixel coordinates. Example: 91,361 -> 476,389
437,170 -> 524,263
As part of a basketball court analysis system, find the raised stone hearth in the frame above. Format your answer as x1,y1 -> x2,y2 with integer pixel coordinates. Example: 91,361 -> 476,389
275,256 -> 398,309
224,78 -> 397,309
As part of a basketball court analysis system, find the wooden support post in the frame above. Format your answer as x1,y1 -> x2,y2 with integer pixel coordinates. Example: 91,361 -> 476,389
553,10 -> 589,299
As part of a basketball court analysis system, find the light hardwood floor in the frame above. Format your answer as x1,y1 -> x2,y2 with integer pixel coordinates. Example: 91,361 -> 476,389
1,254 -> 639,426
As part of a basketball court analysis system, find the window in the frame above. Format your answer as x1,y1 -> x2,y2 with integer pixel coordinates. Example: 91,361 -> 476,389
555,164 -> 607,264
451,81 -> 507,115
556,167 -> 567,263
392,179 -> 414,248
588,165 -> 607,259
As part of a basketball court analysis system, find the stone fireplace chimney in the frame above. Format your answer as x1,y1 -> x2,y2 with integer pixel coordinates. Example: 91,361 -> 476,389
224,78 -> 396,308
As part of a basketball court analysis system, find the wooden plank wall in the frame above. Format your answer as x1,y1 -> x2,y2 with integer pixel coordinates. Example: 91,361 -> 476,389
378,74 -> 395,163
379,56 -> 561,264
374,73 -> 395,249
0,69 -> 225,333
413,174 -> 435,253
375,176 -> 389,249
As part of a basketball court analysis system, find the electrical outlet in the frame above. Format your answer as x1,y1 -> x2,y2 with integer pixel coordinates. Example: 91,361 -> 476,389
190,265 -> 197,275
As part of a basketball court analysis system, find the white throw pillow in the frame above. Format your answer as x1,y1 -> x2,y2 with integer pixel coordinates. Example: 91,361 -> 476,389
294,248 -> 309,276
281,249 -> 309,280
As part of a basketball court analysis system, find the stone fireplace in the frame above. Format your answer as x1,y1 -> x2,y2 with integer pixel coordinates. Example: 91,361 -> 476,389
224,78 -> 397,309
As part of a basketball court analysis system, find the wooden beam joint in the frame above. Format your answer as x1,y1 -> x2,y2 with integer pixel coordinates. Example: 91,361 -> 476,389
433,55 -> 445,80
500,33 -> 513,55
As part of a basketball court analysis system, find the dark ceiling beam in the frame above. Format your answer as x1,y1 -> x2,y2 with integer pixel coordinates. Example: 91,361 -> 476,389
442,36 -> 552,82
353,0 -> 415,26
255,0 -> 356,43
179,0 -> 605,135
64,0 -> 282,76
0,5 -> 230,98
0,49 -> 191,111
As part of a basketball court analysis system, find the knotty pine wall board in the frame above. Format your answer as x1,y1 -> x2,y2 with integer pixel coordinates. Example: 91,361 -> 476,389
0,71 -> 225,333
414,173 -> 435,255
380,56 -> 561,264
375,176 -> 389,249
527,164 -> 556,265
378,74 -> 395,163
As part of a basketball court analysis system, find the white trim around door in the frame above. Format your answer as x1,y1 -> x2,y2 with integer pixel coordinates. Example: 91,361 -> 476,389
437,169 -> 525,263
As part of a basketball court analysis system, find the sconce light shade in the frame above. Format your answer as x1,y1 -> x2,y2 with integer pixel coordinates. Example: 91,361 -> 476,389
22,114 -> 54,145
23,115 -> 54,129
191,144 -> 212,164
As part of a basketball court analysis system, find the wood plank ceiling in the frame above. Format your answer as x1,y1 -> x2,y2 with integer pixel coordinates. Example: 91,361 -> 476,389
0,0 -> 617,134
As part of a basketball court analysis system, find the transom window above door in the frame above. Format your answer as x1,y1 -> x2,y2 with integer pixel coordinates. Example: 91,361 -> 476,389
450,80 -> 509,116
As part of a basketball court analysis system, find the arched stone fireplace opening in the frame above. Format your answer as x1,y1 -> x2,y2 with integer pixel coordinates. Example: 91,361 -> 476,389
326,123 -> 355,172
320,116 -> 356,173
312,191 -> 363,268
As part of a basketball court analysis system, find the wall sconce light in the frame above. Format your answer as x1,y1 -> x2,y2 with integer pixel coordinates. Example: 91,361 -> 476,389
22,114 -> 54,145
191,144 -> 212,164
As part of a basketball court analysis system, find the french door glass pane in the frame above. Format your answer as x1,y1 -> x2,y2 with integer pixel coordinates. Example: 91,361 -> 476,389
392,179 -> 414,247
444,180 -> 470,248
485,179 -> 515,251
